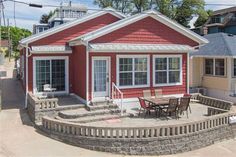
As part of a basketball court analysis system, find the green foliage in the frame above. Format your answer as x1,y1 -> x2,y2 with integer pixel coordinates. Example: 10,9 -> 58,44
194,10 -> 213,27
94,0 -> 209,27
1,26 -> 31,59
40,11 -> 54,24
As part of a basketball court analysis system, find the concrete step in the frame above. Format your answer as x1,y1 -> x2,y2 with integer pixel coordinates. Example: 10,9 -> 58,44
58,108 -> 121,119
87,104 -> 119,111
55,113 -> 129,123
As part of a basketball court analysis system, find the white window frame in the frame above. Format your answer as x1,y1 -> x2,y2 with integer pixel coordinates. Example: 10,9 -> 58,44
33,56 -> 69,95
204,58 -> 226,77
116,55 -> 150,89
153,55 -> 183,87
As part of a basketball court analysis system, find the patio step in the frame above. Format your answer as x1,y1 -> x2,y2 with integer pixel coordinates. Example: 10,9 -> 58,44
58,108 -> 121,119
55,113 -> 129,123
86,100 -> 119,111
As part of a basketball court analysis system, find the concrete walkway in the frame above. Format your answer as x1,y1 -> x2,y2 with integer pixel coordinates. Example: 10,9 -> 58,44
0,60 -> 236,157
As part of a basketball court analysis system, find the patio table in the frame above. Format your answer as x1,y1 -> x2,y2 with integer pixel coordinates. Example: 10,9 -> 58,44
143,97 -> 176,117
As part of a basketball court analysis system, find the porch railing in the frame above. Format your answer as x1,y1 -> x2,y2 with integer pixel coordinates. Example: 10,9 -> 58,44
112,82 -> 124,115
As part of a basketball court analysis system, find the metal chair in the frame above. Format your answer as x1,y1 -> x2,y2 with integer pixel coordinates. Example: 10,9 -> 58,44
178,97 -> 191,118
143,90 -> 152,98
183,93 -> 192,113
155,89 -> 163,98
159,98 -> 179,120
138,97 -> 156,117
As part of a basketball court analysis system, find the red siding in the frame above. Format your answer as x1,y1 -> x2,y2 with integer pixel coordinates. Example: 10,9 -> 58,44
91,17 -> 198,47
27,53 -> 73,93
72,45 -> 87,99
89,52 -> 187,100
31,13 -> 120,46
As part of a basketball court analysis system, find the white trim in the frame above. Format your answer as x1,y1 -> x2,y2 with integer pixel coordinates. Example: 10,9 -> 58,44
20,9 -> 125,44
69,10 -> 208,45
187,53 -> 190,93
153,55 -> 183,87
116,55 -> 150,89
88,43 -> 195,53
204,57 -> 227,77
31,51 -> 72,54
91,56 -> 111,99
33,56 -> 69,95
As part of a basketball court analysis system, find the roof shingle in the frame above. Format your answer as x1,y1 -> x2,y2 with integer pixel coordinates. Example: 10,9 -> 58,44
191,33 -> 236,57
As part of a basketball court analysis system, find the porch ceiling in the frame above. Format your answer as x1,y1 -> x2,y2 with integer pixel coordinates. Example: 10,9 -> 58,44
88,43 -> 195,53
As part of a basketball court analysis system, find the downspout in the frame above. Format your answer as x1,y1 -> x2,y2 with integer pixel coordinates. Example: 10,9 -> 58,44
187,52 -> 190,94
22,44 -> 32,109
85,41 -> 90,105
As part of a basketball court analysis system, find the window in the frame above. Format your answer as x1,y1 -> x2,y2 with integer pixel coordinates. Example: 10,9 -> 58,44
204,58 -> 225,76
34,58 -> 67,93
154,56 -> 182,86
205,59 -> 214,75
215,59 -> 225,76
118,56 -> 149,88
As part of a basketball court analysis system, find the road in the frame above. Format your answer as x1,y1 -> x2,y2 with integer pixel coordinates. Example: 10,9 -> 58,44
0,59 -> 236,157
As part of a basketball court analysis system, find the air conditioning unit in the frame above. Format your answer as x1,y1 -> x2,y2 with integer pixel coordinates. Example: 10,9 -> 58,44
196,87 -> 207,95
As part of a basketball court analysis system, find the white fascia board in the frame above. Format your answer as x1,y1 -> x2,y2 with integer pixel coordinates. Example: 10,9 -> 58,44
20,10 -> 125,45
152,14 -> 209,44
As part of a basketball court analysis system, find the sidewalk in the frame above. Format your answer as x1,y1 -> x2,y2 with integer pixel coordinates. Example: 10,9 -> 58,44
0,59 -> 236,157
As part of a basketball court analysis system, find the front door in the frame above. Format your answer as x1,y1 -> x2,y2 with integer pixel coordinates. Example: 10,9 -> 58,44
92,57 -> 110,98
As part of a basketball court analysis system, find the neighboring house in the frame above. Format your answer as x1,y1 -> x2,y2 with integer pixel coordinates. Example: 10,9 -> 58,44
19,8 -> 207,105
192,7 -> 236,35
33,2 -> 87,34
190,33 -> 236,102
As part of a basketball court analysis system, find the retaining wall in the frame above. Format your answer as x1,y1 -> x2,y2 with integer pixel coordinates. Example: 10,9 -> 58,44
41,112 -> 236,155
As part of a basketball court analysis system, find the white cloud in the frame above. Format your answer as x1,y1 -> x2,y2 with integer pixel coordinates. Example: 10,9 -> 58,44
205,0 -> 236,10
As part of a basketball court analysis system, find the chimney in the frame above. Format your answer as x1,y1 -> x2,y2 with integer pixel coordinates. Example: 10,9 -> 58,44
203,27 -> 208,35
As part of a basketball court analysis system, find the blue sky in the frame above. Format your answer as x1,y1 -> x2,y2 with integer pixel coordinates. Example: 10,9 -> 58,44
2,0 -> 236,31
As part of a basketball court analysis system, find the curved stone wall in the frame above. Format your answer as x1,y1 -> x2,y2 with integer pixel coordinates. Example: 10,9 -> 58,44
41,112 -> 236,155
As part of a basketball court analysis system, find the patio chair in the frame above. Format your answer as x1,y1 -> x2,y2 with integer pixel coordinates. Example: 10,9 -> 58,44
183,93 -> 192,113
138,97 -> 156,117
143,90 -> 152,98
178,97 -> 191,118
155,89 -> 163,98
159,98 -> 179,120
34,89 -> 47,99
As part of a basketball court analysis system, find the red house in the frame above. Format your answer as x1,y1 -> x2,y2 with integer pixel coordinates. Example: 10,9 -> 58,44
19,8 -> 208,106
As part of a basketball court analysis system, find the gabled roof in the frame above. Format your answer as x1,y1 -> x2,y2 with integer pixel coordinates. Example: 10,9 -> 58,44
20,8 -> 125,45
191,33 -> 236,57
69,10 -> 208,45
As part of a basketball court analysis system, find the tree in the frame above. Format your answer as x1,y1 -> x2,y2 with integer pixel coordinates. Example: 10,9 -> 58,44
194,10 -> 213,27
40,11 -> 54,24
0,26 -> 31,59
94,0 -> 209,27
175,0 -> 206,27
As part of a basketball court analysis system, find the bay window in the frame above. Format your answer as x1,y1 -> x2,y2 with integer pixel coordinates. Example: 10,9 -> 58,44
118,56 -> 149,88
34,57 -> 68,93
204,58 -> 225,76
154,55 -> 182,86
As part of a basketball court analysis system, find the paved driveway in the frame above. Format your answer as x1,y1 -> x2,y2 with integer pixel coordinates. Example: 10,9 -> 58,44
0,60 -> 236,157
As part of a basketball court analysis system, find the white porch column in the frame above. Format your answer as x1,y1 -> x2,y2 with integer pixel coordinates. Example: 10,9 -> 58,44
187,53 -> 190,94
